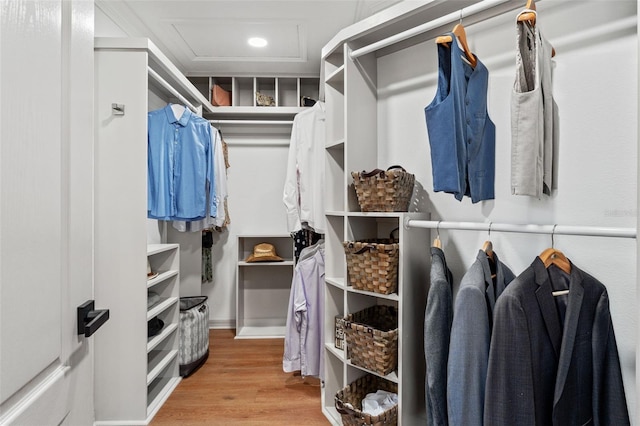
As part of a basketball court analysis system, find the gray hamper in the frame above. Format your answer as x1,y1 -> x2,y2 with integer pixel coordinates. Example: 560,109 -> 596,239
179,296 -> 209,377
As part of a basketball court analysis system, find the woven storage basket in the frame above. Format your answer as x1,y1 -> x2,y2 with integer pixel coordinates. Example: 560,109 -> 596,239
343,305 -> 398,376
343,238 -> 399,295
335,374 -> 398,426
352,166 -> 415,212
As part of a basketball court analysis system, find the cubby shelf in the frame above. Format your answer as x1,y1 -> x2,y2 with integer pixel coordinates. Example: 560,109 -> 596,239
235,235 -> 294,339
188,76 -> 320,112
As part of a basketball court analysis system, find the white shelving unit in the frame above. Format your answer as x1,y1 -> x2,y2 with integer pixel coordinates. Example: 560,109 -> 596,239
188,76 -> 320,115
94,38 -> 212,425
235,235 -> 294,339
146,244 -> 180,419
320,6 -> 449,423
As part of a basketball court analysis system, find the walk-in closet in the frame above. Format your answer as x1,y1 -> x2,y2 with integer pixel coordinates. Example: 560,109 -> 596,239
0,0 -> 638,425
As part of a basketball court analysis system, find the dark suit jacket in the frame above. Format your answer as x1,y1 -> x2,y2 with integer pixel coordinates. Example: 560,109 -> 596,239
425,247 -> 453,426
484,258 -> 630,426
447,250 -> 515,426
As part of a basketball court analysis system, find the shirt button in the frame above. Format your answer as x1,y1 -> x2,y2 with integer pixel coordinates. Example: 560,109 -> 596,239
466,118 -> 470,124
465,99 -> 470,105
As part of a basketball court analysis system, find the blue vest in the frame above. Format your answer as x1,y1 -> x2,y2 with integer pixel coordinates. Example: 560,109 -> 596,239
424,34 -> 495,203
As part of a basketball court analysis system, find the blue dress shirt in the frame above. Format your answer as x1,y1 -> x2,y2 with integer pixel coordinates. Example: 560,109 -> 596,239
147,105 -> 216,221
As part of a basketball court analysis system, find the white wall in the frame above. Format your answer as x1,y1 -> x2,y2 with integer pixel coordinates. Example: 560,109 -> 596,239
377,0 -> 637,421
203,127 -> 291,327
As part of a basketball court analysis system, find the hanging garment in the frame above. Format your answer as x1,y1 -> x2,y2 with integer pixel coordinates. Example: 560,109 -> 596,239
447,250 -> 515,426
283,101 -> 326,234
292,228 -> 324,263
424,247 -> 453,426
283,242 -> 325,378
511,10 -> 557,197
424,34 -> 496,203
201,230 -> 213,283
484,258 -> 630,425
172,128 -> 228,232
148,104 -> 216,221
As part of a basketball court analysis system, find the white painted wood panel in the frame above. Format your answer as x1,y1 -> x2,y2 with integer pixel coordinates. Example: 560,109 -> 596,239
1,0 -> 95,424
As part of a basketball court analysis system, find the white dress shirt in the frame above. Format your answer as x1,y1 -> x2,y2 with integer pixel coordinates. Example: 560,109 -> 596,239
172,127 -> 228,232
283,242 -> 325,378
283,101 -> 326,234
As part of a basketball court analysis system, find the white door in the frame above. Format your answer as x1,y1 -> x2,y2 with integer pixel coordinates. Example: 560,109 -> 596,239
0,1 -> 96,424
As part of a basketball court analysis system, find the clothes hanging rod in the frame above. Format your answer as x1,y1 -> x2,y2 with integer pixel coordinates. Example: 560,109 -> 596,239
147,67 -> 198,113
404,219 -> 637,239
209,120 -> 293,125
351,0 -> 522,59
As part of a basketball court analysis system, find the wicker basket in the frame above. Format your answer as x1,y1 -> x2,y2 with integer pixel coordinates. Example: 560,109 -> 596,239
352,166 -> 415,212
343,305 -> 398,376
335,374 -> 398,426
343,239 -> 399,295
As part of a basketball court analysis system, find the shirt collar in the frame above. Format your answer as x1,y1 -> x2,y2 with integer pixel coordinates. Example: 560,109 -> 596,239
164,104 -> 192,127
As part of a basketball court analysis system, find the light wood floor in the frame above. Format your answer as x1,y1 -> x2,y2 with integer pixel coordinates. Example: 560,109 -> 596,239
151,329 -> 330,425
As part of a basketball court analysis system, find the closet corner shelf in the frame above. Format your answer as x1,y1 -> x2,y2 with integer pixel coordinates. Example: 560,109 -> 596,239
325,343 -> 346,361
206,106 -> 307,117
147,322 -> 178,353
346,359 -> 399,384
346,211 -> 409,218
147,349 -> 179,385
147,296 -> 178,320
147,243 -> 180,256
147,270 -> 178,289
326,138 -> 345,149
325,66 -> 345,88
325,210 -> 345,217
146,376 -> 181,421
347,287 -> 399,301
326,277 -> 345,288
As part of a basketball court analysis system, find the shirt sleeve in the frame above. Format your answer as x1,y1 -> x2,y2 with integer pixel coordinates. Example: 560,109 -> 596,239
212,129 -> 227,227
283,266 -> 304,372
283,117 -> 302,233
206,124 -> 217,218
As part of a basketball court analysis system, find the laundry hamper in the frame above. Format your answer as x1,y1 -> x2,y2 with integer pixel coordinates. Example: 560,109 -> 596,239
343,305 -> 398,376
335,374 -> 398,426
179,296 -> 209,377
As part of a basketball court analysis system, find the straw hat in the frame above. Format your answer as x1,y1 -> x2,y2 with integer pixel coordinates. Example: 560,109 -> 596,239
245,243 -> 284,262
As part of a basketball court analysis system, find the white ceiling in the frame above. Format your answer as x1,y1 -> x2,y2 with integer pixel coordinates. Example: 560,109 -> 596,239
95,0 -> 404,77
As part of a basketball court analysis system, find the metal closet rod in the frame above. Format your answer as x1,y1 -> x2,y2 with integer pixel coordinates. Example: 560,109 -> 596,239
351,0 -> 522,59
404,219 -> 637,239
147,67 -> 198,113
209,120 -> 293,125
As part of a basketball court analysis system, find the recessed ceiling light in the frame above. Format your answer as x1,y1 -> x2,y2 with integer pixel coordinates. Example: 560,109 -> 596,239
248,37 -> 268,48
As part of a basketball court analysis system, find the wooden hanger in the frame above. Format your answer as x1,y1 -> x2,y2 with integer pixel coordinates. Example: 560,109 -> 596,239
432,221 -> 442,249
517,0 -> 537,24
435,23 -> 477,68
539,247 -> 571,275
517,0 -> 556,57
433,235 -> 442,249
482,240 -> 493,258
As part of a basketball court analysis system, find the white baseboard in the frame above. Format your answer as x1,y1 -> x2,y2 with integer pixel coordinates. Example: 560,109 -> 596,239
208,319 -> 235,329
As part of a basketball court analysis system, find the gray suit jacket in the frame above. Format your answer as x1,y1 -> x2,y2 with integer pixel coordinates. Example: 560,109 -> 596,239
424,247 -> 453,426
447,250 -> 515,426
484,258 -> 630,425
